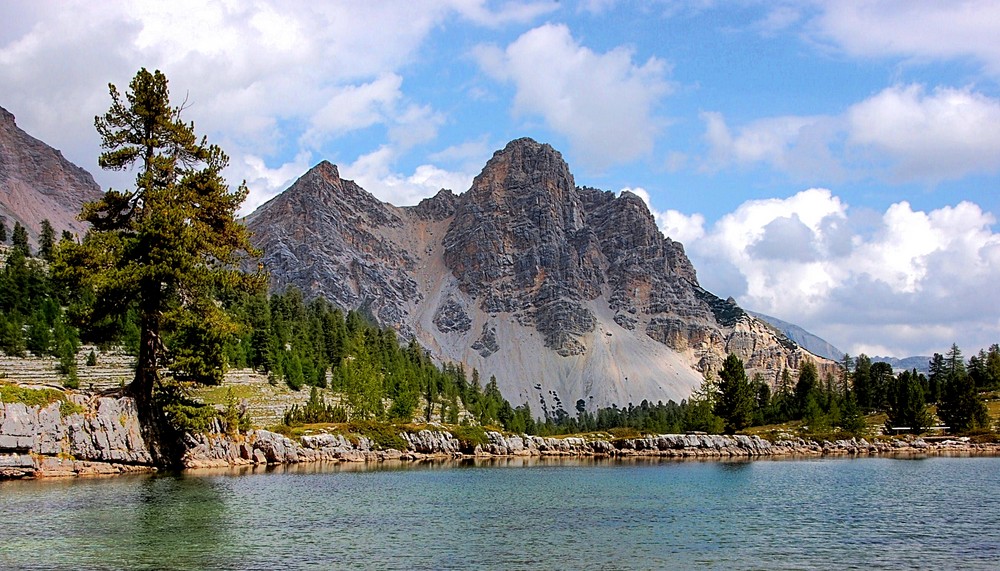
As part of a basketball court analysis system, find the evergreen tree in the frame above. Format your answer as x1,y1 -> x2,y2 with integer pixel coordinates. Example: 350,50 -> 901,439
38,219 -> 55,261
987,344 -> 1000,390
11,222 -> 29,256
840,391 -> 867,436
794,360 -> 819,417
937,344 -> 989,434
714,353 -> 754,434
869,361 -> 893,411
927,353 -> 946,403
55,68 -> 261,415
853,354 -> 873,410
839,353 -> 854,394
885,369 -> 932,434
684,373 -> 724,433
0,215 -> 7,242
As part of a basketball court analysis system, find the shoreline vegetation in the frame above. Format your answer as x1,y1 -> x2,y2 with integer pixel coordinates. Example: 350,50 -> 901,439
4,70 -> 1000,480
2,388 -> 999,480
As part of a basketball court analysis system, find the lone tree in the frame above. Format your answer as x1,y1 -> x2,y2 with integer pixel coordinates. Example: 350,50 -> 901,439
715,353 -> 754,434
59,69 -> 261,433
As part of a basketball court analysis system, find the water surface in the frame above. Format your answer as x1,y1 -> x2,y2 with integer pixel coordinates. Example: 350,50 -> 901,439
2,456 -> 999,570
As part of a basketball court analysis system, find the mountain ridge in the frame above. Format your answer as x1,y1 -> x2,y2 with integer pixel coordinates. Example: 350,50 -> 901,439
247,138 -> 831,410
0,105 -> 103,243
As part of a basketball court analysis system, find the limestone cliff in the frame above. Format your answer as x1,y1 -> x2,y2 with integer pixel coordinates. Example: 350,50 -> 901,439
0,105 -> 103,244
247,138 -> 828,411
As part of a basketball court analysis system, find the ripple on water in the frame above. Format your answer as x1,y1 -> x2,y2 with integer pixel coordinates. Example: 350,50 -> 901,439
2,456 -> 1000,570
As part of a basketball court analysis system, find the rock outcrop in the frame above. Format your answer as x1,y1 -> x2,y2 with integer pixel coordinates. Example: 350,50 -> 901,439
247,138 -> 829,411
0,105 -> 103,244
2,390 -> 994,479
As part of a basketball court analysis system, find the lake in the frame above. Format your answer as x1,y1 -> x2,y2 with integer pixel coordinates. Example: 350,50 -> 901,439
2,456 -> 999,570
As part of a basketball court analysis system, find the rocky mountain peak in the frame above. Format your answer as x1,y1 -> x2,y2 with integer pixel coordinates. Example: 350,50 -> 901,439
0,104 -> 103,244
469,137 -> 575,205
247,138 -> 831,411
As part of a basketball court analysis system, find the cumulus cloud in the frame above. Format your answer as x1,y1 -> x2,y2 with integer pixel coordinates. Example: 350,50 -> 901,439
344,146 -> 476,207
476,23 -> 671,169
0,0 -> 553,213
702,84 -> 1000,184
810,0 -> 1000,76
847,84 -> 1000,182
621,187 -> 705,243
684,189 -> 1000,357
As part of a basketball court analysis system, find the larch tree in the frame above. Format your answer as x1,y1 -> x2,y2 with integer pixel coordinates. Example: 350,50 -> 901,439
58,69 -> 261,420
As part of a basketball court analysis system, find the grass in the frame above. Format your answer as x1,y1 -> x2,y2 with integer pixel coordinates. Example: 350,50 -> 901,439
0,382 -> 85,416
193,383 -> 259,406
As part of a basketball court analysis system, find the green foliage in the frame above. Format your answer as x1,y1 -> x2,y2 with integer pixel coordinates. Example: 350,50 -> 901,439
937,344 -> 990,434
715,353 -> 754,434
283,386 -> 348,426
451,425 -> 489,451
11,222 -> 29,256
885,369 -> 933,434
86,349 -> 98,366
0,215 -> 6,242
55,68 -> 262,405
345,420 -> 408,451
222,388 -> 251,435
840,392 -> 868,436
0,383 -> 82,415
684,374 -> 724,434
38,219 -> 55,261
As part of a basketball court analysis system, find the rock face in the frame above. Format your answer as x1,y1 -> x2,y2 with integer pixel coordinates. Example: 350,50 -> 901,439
0,106 -> 103,244
247,138 -> 828,411
0,392 -> 153,478
3,390 -> 994,478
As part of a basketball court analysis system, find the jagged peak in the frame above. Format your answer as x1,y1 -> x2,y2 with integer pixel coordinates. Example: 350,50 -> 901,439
0,105 -> 14,125
469,137 -> 575,205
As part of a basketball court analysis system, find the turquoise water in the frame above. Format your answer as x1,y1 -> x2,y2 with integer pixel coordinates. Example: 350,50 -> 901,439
2,456 -> 1000,570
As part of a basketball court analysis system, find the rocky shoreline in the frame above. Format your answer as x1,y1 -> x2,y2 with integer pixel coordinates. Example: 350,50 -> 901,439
2,393 -> 998,479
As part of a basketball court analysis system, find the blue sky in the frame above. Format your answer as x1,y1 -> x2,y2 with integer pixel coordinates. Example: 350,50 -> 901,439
2,1 -> 1000,359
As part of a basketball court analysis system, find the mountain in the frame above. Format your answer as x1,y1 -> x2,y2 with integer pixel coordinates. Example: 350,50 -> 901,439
871,356 -> 932,376
247,138 -> 828,411
0,105 -> 102,244
749,312 -> 844,362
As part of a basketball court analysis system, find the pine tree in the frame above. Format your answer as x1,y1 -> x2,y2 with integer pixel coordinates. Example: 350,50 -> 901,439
54,69 -> 262,461
885,369 -> 932,434
937,344 -> 989,434
38,219 -> 55,261
11,222 -> 29,256
0,215 -> 7,242
714,353 -> 754,434
794,360 -> 819,418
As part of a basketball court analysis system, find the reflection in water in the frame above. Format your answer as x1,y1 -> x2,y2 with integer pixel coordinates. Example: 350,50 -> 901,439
3,456 -> 1000,570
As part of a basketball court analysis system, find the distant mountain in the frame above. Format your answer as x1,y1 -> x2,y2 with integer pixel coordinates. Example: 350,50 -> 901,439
247,138 -> 831,410
871,356 -> 932,376
749,312 -> 844,362
0,105 -> 102,244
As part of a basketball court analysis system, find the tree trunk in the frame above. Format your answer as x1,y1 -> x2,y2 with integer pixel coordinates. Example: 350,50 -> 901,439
125,304 -> 183,469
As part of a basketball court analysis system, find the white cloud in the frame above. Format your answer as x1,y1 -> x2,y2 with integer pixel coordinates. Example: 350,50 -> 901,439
810,0 -> 1000,76
847,84 -> 1000,182
701,111 -> 834,173
476,23 -> 671,169
685,189 -> 1000,357
620,186 -> 705,243
0,0 -> 553,214
344,146 -> 476,206
239,152 -> 314,215
702,84 -> 1000,184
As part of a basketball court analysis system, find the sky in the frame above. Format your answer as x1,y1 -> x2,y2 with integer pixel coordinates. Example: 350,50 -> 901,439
2,0 -> 999,359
